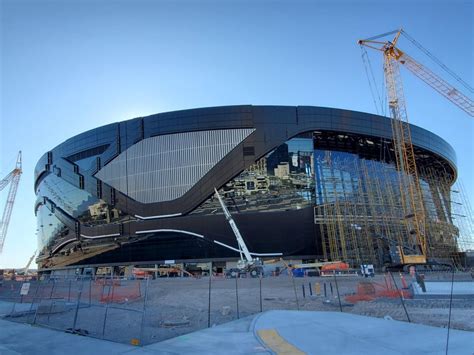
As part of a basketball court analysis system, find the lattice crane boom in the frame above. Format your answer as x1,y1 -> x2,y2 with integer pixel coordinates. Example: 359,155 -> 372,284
0,151 -> 22,253
358,29 -> 473,265
359,29 -> 474,116
400,52 -> 473,116
0,171 -> 15,191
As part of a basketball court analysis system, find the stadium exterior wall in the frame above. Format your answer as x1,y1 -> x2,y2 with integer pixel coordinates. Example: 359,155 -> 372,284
34,105 -> 457,270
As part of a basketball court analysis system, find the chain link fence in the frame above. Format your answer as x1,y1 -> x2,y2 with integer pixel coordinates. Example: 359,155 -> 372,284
1,270 -> 472,346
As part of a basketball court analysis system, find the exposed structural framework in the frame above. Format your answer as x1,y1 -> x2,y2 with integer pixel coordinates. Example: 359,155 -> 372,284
34,105 -> 469,270
0,151 -> 22,253
349,29 -> 473,267
314,151 -> 473,268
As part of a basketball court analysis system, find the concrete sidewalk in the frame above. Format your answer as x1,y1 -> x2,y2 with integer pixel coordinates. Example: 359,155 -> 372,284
412,281 -> 474,299
0,318 -> 135,355
254,311 -> 474,355
0,316 -> 267,355
0,309 -> 472,354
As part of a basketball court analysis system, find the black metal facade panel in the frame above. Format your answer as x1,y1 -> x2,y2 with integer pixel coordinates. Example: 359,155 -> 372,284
35,105 -> 457,219
296,106 -> 456,167
72,207 -> 318,266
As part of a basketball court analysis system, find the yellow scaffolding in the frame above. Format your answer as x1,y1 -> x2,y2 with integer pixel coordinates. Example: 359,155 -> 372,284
314,150 -> 472,268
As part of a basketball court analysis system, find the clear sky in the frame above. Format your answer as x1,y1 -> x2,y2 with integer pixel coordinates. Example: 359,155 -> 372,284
1,0 -> 473,268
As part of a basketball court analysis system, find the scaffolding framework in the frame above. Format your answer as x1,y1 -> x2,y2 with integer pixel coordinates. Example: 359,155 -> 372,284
314,151 -> 472,268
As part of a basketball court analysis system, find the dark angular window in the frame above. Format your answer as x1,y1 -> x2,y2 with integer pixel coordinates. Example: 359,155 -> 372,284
243,146 -> 255,156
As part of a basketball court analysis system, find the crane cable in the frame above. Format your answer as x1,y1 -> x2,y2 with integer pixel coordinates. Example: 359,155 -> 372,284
401,30 -> 473,94
360,45 -> 385,115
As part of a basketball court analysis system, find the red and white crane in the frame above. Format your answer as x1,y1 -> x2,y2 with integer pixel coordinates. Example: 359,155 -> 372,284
0,151 -> 22,253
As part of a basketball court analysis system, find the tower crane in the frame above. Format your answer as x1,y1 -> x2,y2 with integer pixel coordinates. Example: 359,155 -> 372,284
0,151 -> 22,254
358,29 -> 473,267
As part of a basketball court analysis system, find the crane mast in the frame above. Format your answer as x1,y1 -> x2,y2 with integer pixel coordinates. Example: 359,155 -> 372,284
359,29 -> 473,265
384,52 -> 427,262
0,151 -> 22,253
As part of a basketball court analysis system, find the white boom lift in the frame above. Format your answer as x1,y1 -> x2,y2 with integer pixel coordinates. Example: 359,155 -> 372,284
23,251 -> 36,275
214,188 -> 263,270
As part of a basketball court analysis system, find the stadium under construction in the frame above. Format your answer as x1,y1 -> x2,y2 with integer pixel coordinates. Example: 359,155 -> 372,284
32,105 -> 473,274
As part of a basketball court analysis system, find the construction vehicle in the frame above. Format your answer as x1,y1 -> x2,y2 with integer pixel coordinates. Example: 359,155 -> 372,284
358,29 -> 473,269
214,188 -> 264,275
23,252 -> 36,275
13,252 -> 38,281
0,151 -> 22,254
270,259 -> 356,277
133,265 -> 196,279
319,261 -> 358,277
360,264 -> 375,278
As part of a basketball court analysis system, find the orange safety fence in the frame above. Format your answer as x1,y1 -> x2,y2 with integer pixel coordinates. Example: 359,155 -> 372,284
345,274 -> 412,303
0,279 -> 143,304
94,278 -> 122,286
98,281 -> 141,303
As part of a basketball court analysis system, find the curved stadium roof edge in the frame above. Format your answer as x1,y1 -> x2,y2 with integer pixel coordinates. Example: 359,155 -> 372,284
35,104 -> 457,179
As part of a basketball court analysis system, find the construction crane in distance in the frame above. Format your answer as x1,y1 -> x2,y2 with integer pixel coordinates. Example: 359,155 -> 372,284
358,29 -> 473,268
0,151 -> 22,254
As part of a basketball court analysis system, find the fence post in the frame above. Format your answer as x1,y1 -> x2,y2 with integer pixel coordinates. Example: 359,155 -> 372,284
10,289 -> 16,316
9,284 -> 21,315
389,271 -> 410,323
315,282 -> 321,296
302,284 -> 306,298
259,275 -> 263,313
309,282 -> 313,296
71,279 -> 84,332
446,265 -> 455,355
32,281 -> 46,325
235,276 -> 240,319
27,281 -> 41,324
208,274 -> 212,328
333,271 -> 343,312
47,280 -> 57,323
111,277 -> 116,302
89,279 -> 92,306
101,280 -> 111,338
139,277 -> 150,345
290,272 -> 300,310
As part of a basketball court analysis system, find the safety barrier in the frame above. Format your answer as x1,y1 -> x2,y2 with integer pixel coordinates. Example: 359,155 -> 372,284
0,271 -> 471,347
345,274 -> 412,303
